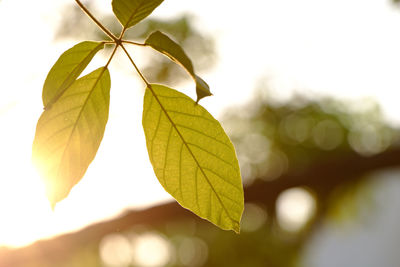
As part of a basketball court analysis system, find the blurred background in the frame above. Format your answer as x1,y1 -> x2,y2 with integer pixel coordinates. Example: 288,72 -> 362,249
1,0 -> 400,266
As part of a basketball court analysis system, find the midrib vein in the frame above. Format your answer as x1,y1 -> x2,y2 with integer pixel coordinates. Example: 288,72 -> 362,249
56,67 -> 107,183
147,85 -> 237,224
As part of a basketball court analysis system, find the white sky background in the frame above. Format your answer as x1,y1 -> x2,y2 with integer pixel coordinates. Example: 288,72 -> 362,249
0,0 -> 400,250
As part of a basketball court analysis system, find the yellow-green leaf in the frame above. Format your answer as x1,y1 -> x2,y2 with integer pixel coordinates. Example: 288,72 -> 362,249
142,84 -> 244,232
42,41 -> 104,109
195,75 -> 211,104
112,0 -> 163,30
32,67 -> 111,206
145,31 -> 212,103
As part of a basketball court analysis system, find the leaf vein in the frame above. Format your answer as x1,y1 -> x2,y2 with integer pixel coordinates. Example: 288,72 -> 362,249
195,167 -> 201,213
178,142 -> 184,201
143,92 -> 154,121
56,68 -> 108,180
156,94 -> 189,101
40,106 -> 82,128
202,167 -> 242,193
41,123 -> 75,147
123,0 -> 146,29
165,109 -> 218,124
187,142 -> 235,168
148,85 -> 237,225
175,123 -> 233,152
162,125 -> 173,187
150,107 -> 163,164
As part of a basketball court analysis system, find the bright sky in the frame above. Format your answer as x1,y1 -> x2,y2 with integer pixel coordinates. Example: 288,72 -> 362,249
0,0 -> 400,248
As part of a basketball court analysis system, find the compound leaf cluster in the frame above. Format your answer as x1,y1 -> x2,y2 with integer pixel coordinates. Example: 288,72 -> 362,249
32,0 -> 244,232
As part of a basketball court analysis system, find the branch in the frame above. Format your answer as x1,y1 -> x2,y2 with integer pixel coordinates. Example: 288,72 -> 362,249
75,0 -> 118,41
1,147 -> 400,266
120,44 -> 150,86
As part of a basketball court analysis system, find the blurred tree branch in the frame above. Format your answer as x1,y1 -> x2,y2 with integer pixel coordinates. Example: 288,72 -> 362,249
1,146 -> 400,267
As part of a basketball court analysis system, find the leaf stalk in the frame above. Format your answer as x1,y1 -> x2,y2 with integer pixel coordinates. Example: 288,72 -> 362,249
121,40 -> 147,46
75,0 -> 118,41
120,44 -> 150,86
105,44 -> 119,68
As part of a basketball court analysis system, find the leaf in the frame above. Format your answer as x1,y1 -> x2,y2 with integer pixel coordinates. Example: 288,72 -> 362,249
112,0 -> 163,30
142,84 -> 244,232
32,67 -> 111,206
42,41 -> 104,109
145,31 -> 195,75
145,31 -> 212,103
195,75 -> 211,104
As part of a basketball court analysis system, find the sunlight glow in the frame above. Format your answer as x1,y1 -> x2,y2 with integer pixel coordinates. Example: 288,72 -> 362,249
241,203 -> 268,232
0,163 -> 50,247
131,232 -> 173,267
99,234 -> 133,267
276,187 -> 316,232
177,236 -> 208,267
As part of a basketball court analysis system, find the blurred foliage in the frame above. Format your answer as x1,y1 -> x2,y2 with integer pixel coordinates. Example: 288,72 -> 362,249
326,174 -> 377,225
223,87 -> 399,184
393,0 -> 400,9
56,1 -> 215,85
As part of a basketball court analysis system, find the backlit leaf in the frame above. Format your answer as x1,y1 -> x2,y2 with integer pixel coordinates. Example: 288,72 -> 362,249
112,0 -> 163,30
195,75 -> 211,104
33,67 -> 111,206
142,84 -> 244,232
145,31 -> 212,103
42,41 -> 104,109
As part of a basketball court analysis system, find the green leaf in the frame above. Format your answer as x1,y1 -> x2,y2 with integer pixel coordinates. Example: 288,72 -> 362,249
145,31 -> 212,103
145,31 -> 195,75
195,75 -> 211,104
142,84 -> 244,232
42,41 -> 104,109
112,0 -> 163,30
32,67 -> 111,206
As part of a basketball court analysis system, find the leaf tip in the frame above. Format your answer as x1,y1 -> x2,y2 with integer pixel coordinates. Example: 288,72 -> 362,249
47,190 -> 60,211
46,190 -> 59,210
195,91 -> 213,104
232,220 -> 241,234
195,76 -> 212,103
